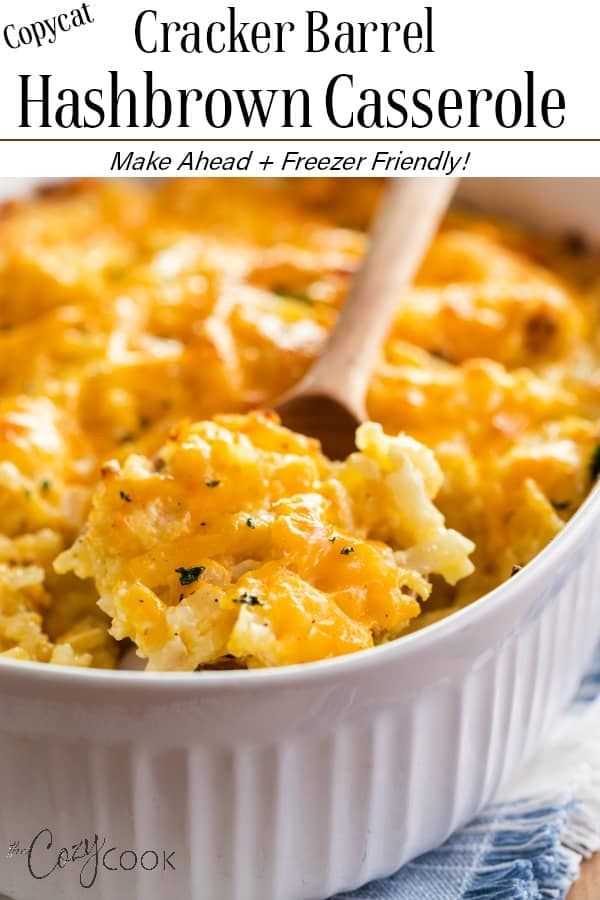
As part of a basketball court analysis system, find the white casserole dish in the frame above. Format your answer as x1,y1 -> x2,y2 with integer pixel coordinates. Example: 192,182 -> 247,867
0,178 -> 599,900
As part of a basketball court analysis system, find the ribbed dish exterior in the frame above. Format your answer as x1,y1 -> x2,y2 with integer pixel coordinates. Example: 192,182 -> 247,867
0,509 -> 599,900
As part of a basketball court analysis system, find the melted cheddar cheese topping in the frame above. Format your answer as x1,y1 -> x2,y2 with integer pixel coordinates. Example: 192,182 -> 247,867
0,178 -> 598,668
56,415 -> 472,669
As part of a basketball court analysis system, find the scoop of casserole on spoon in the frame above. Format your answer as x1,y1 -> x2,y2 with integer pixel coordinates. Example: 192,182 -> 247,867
275,177 -> 458,458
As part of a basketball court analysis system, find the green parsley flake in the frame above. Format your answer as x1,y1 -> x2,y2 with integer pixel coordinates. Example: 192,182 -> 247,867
340,546 -> 355,556
236,593 -> 262,607
272,288 -> 313,304
175,565 -> 206,586
119,490 -> 132,503
205,480 -> 221,488
246,517 -> 257,529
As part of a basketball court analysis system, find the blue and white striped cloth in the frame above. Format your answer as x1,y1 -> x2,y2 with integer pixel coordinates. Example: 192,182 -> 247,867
335,645 -> 600,900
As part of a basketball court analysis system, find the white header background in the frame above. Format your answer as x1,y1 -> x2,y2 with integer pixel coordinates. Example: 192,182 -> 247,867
0,0 -> 598,175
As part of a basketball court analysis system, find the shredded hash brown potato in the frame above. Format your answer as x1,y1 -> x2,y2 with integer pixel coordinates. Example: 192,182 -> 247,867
56,416 -> 473,669
0,178 -> 598,668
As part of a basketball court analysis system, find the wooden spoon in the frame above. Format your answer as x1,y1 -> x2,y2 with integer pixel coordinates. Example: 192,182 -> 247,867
275,177 -> 458,459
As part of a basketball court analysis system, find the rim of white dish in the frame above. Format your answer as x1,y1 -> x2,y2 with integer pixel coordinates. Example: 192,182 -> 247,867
0,479 -> 598,691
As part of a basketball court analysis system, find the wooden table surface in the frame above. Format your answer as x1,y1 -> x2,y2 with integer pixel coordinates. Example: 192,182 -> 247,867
569,854 -> 600,899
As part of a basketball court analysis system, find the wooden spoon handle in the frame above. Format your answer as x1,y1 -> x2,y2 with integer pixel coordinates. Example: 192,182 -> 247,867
300,177 -> 457,415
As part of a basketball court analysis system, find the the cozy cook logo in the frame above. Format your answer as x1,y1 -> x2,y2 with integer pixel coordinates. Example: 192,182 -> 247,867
7,828 -> 176,888
2,4 -> 94,50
